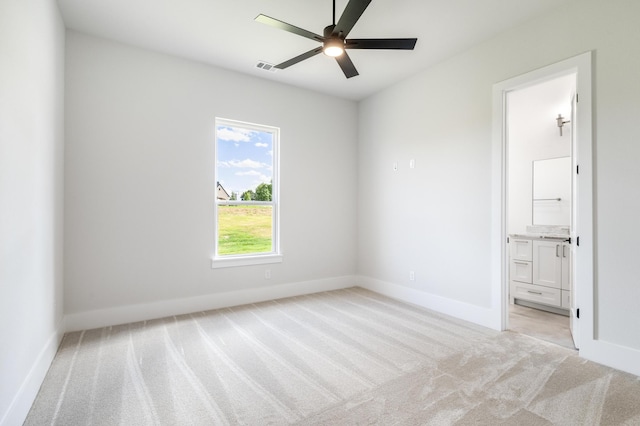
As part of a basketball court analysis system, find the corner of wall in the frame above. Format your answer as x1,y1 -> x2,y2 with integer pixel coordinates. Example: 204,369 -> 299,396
0,323 -> 64,426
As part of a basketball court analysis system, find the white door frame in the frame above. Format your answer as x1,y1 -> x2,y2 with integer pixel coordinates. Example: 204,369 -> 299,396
491,52 -> 594,354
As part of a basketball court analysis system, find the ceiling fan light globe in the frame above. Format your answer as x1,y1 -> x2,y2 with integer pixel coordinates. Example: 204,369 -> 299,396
323,37 -> 345,57
324,45 -> 344,57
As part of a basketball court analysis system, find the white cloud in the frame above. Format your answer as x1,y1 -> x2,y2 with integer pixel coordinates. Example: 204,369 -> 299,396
255,142 -> 268,148
228,158 -> 267,169
217,127 -> 255,142
217,161 -> 231,168
236,170 -> 261,177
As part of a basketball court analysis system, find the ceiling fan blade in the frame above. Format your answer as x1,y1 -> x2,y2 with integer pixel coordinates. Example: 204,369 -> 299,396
333,0 -> 372,37
345,38 -> 417,50
335,52 -> 359,78
275,47 -> 324,69
255,14 -> 324,42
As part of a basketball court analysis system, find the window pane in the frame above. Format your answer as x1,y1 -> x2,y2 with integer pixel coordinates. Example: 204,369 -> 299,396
217,205 -> 272,255
216,125 -> 273,202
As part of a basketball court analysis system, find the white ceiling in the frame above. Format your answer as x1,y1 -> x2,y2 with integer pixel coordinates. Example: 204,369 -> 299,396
57,0 -> 571,101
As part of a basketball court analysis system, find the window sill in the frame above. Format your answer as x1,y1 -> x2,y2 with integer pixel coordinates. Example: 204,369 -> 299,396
211,254 -> 283,269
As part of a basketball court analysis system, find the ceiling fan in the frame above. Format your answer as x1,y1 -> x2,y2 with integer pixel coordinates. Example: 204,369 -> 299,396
255,0 -> 417,78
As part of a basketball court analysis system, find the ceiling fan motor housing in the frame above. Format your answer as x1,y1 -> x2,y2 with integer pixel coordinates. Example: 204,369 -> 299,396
324,25 -> 341,39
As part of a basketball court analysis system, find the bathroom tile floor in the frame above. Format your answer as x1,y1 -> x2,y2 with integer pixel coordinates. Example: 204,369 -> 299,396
509,303 -> 576,350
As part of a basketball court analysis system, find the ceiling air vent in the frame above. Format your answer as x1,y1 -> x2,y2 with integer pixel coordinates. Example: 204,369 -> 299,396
256,61 -> 277,73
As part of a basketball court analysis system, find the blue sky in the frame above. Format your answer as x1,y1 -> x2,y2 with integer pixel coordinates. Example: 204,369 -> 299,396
216,125 -> 273,197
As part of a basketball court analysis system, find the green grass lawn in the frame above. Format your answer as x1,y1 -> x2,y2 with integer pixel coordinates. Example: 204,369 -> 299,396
217,205 -> 273,255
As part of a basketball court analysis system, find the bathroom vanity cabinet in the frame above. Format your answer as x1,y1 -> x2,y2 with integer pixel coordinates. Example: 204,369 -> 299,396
509,236 -> 570,310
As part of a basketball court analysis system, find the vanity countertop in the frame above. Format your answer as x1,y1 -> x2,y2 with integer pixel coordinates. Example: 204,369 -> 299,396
510,233 -> 570,242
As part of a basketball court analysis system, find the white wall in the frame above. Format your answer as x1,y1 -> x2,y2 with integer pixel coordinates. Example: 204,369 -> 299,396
357,0 -> 640,355
0,0 -> 65,424
508,75 -> 574,234
63,32 -> 358,327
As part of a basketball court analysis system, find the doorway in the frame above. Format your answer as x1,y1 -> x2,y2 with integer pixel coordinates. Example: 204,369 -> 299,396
491,52 -> 594,356
506,74 -> 576,349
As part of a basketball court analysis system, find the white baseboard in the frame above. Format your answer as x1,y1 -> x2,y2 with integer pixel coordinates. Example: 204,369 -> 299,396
64,275 -> 356,332
1,322 -> 64,426
581,338 -> 640,377
356,275 -> 499,330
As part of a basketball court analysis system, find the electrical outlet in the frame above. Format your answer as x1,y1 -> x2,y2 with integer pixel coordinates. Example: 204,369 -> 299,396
265,269 -> 271,280
409,159 -> 415,169
409,271 -> 415,281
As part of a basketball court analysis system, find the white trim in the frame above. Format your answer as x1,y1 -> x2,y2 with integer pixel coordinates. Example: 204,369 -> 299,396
211,253 -> 283,269
584,339 -> 640,377
64,275 -> 356,332
218,201 -> 273,206
0,323 -> 64,426
356,276 -> 499,330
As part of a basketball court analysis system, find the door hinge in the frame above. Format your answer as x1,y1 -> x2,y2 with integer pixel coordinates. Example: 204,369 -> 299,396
576,93 -> 579,103
577,236 -> 580,246
507,236 -> 510,244
577,308 -> 580,319
576,164 -> 579,174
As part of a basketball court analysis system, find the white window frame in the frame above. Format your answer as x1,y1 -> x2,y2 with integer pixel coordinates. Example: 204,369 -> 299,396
211,118 -> 282,269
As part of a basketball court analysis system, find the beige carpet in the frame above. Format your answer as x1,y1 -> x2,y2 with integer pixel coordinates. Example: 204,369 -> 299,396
26,288 -> 640,425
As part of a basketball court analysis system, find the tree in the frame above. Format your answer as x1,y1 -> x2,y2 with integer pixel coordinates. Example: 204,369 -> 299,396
241,190 -> 255,201
254,182 -> 272,201
230,192 -> 238,201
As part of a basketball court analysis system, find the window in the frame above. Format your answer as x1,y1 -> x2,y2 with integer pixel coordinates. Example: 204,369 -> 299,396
212,118 -> 281,268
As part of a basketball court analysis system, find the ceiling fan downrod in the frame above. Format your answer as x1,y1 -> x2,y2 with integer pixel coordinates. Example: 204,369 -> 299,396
333,0 -> 336,25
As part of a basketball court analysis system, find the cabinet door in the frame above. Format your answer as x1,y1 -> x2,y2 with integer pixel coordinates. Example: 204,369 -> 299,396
561,242 -> 571,291
533,240 -> 562,289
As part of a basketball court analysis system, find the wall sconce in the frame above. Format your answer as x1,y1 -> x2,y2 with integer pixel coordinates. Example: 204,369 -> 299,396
556,114 -> 570,136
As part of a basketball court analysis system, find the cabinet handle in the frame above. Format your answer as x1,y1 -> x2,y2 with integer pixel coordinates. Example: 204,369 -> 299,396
514,261 -> 529,265
556,244 -> 560,257
527,290 -> 543,295
563,245 -> 568,258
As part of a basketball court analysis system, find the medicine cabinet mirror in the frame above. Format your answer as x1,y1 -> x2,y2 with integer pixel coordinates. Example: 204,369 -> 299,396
532,156 -> 571,226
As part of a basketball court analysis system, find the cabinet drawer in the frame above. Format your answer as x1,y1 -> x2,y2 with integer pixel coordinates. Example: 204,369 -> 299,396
510,239 -> 532,261
510,281 -> 561,307
510,260 -> 532,283
562,290 -> 570,309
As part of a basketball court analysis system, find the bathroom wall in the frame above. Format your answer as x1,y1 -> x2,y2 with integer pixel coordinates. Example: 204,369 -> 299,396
508,74 -> 575,234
